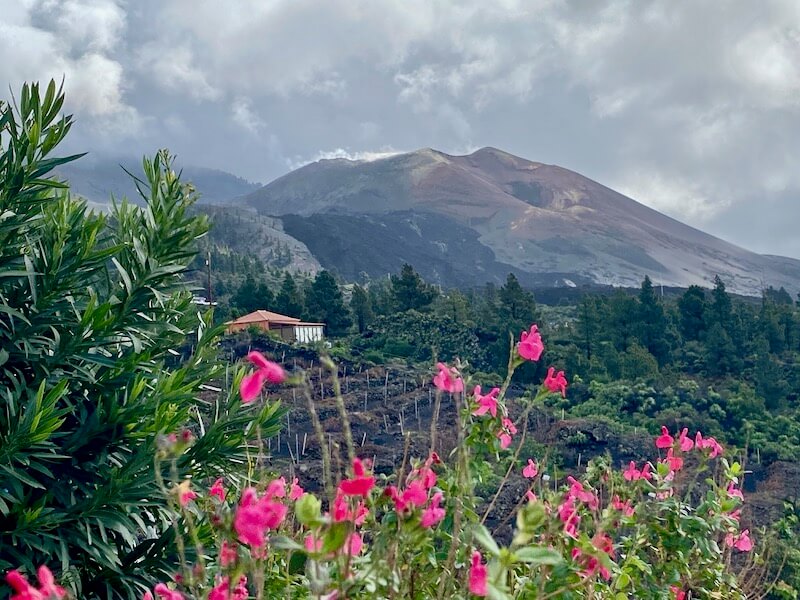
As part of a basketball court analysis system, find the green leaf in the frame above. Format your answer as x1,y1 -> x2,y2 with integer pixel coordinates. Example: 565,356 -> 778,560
472,523 -> 501,556
321,521 -> 350,555
269,535 -> 303,552
513,546 -> 562,566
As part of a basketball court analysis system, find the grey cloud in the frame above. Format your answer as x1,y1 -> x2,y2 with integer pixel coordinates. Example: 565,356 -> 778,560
3,0 -> 799,258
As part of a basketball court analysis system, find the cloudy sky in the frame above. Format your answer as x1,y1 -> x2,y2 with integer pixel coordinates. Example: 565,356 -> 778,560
3,0 -> 800,257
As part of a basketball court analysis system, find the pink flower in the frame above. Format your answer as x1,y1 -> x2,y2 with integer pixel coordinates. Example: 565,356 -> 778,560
623,461 -> 642,481
385,485 -> 406,513
143,593 -> 154,600
656,426 -> 674,449
209,478 -> 225,502
420,492 -> 446,528
611,495 -> 634,517
522,459 -> 538,479
472,386 -> 500,417
567,476 -> 599,510
265,477 -> 287,499
433,362 -> 464,394
332,492 -> 351,522
331,492 -> 369,524
469,551 -> 489,596
289,478 -> 305,501
346,532 -> 364,556
558,496 -> 581,538
208,576 -> 248,600
401,480 -> 428,508
664,448 -> 683,472
706,437 -> 724,458
220,540 -> 238,567
543,367 -> 568,397
36,567 -> 66,600
240,351 -> 286,403
154,583 -> 184,600
678,428 -> 694,452
735,529 -> 753,551
518,324 -> 544,361
525,490 -> 537,503
727,483 -> 744,501
725,529 -> 753,552
670,586 -> 687,600
497,417 -> 517,449
415,466 -> 437,490
177,481 -> 197,507
694,431 -> 724,457
6,569 -> 43,600
338,458 -> 376,498
640,462 -> 653,480
233,487 -> 288,548
304,534 -> 323,553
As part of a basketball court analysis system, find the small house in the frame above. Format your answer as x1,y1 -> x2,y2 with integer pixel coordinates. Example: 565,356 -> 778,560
225,310 -> 324,343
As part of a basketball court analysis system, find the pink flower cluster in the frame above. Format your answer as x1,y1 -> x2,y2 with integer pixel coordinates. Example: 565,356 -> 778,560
557,476 -> 600,539
461,324 -> 569,452
432,362 -> 464,394
234,482 -> 290,550
385,453 -> 446,529
306,457 -> 377,559
571,532 -> 615,580
6,567 -> 66,600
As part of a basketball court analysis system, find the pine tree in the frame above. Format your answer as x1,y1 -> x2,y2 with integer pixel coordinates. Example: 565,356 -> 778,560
305,270 -> 352,336
390,263 -> 438,311
232,275 -> 272,314
708,275 -> 732,331
498,273 -> 537,323
678,285 -> 708,341
275,272 -> 304,317
636,276 -> 669,363
350,284 -> 374,333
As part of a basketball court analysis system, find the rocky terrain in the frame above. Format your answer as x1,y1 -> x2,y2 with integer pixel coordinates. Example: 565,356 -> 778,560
221,338 -> 797,537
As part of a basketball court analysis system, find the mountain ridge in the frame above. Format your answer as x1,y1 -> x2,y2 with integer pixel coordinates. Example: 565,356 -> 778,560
240,146 -> 800,295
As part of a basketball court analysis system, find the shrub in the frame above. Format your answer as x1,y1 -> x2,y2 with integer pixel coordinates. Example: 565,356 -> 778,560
0,81 -> 282,598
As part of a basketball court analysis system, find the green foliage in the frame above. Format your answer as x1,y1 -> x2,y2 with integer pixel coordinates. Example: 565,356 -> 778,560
274,271 -> 304,318
391,263 -> 438,312
350,284 -> 373,333
304,270 -> 352,336
231,274 -> 272,314
0,81 -> 281,599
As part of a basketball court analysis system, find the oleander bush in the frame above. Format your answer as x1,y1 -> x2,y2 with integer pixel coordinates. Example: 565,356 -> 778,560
0,81 -> 282,598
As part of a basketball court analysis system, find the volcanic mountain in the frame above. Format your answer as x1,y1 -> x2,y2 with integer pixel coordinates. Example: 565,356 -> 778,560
237,147 -> 800,295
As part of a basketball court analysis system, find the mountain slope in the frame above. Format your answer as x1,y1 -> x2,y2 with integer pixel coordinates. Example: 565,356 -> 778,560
57,155 -> 260,205
241,147 -> 800,294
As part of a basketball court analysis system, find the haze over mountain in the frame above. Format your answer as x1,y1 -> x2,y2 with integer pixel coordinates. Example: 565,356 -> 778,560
57,155 -> 260,206
240,147 -> 800,296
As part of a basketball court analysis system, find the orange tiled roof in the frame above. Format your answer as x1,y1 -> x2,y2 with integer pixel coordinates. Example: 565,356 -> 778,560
227,310 -> 301,325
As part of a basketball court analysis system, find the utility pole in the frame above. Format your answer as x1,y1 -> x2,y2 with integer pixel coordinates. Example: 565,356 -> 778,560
206,250 -> 213,306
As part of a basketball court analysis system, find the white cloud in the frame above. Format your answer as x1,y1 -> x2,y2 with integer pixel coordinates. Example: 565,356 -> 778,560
230,97 -> 266,135
137,44 -> 220,101
614,170 -> 729,223
288,148 -> 404,170
0,0 -> 141,135
7,0 -> 800,256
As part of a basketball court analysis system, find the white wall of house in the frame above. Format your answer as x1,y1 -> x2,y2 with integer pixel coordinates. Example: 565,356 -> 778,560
294,325 -> 324,343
